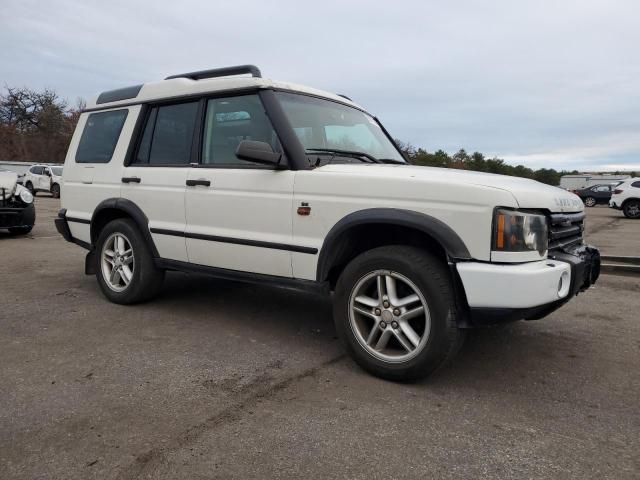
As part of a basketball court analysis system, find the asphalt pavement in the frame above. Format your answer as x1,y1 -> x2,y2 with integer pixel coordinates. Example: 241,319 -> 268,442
1,198 -> 638,479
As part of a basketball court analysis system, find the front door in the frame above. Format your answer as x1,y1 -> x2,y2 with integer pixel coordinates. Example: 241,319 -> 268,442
184,94 -> 294,277
121,101 -> 200,263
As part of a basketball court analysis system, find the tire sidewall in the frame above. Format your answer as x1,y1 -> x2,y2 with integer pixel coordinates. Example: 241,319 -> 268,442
584,196 -> 596,207
51,184 -> 60,198
334,246 -> 456,380
95,219 -> 150,304
623,200 -> 640,218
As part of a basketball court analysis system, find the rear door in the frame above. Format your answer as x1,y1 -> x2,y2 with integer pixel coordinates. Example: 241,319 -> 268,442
62,108 -> 130,244
184,93 -> 295,277
120,101 -> 200,263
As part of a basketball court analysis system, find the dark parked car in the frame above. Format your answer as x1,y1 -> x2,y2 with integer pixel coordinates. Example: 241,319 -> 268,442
574,184 -> 617,207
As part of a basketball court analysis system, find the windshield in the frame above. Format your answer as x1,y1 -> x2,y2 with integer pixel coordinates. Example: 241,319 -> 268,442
275,92 -> 405,164
51,167 -> 63,176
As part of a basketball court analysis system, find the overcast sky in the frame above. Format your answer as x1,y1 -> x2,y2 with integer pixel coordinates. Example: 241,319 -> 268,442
2,0 -> 638,171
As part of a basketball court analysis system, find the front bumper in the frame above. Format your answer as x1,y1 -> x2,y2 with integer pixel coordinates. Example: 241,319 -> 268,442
456,245 -> 600,325
0,203 -> 35,229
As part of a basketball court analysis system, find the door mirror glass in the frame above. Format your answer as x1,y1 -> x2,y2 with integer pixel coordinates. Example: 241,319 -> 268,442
236,140 -> 282,166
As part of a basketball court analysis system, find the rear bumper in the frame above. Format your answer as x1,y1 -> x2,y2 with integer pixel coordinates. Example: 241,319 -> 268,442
609,199 -> 621,209
457,245 -> 600,326
0,203 -> 35,229
55,208 -> 91,250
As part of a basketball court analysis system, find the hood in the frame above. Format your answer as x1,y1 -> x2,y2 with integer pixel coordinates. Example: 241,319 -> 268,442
0,171 -> 18,196
315,164 -> 584,213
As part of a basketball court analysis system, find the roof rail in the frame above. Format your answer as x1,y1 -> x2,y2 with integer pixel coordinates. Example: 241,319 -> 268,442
165,64 -> 262,81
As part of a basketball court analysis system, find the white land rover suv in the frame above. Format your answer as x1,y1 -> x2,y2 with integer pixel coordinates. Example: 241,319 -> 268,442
56,65 -> 600,380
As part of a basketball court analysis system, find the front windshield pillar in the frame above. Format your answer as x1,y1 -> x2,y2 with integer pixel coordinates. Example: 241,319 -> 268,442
258,90 -> 311,171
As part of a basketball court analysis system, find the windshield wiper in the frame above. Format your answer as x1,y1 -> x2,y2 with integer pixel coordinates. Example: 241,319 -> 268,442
377,158 -> 406,165
305,148 -> 379,163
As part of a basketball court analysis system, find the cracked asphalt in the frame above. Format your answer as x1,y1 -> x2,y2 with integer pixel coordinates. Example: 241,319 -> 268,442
1,197 -> 639,479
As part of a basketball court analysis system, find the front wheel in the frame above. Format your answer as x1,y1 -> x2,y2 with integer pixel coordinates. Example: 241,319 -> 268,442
26,182 -> 36,196
333,246 -> 464,381
95,218 -> 165,304
51,183 -> 60,198
584,196 -> 596,207
623,200 -> 640,219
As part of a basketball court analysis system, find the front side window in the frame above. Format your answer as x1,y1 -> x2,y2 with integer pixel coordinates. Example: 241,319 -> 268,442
276,92 -> 405,163
201,94 -> 280,166
134,102 -> 199,165
76,110 -> 128,163
51,167 -> 63,176
31,166 -> 43,175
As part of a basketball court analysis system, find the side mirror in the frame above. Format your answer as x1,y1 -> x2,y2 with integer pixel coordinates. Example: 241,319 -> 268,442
235,140 -> 282,167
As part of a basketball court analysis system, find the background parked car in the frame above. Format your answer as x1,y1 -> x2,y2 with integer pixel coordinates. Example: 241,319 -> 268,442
574,184 -> 618,207
610,178 -> 640,218
0,167 -> 36,234
23,164 -> 63,198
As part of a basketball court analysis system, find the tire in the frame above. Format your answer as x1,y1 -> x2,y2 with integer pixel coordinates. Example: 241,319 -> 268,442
9,225 -> 33,235
584,196 -> 596,207
623,199 -> 640,219
94,218 -> 165,304
25,182 -> 36,196
51,183 -> 60,199
333,245 -> 464,381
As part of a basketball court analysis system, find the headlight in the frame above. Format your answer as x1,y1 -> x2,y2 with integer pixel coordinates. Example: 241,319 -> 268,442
493,209 -> 547,256
17,186 -> 34,204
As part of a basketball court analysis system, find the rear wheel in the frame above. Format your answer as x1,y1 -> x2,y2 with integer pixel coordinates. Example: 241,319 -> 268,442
623,200 -> 640,219
95,218 -> 164,304
51,183 -> 60,198
333,246 -> 464,381
584,196 -> 596,207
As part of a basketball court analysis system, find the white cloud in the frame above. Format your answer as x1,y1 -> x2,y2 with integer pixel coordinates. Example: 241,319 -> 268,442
1,0 -> 638,170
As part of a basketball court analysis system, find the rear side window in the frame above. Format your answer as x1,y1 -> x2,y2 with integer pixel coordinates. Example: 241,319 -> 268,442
134,102 -> 198,165
76,110 -> 128,163
632,181 -> 640,188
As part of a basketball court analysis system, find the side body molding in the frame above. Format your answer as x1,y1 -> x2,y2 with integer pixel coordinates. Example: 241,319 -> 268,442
316,208 -> 472,282
90,198 -> 159,258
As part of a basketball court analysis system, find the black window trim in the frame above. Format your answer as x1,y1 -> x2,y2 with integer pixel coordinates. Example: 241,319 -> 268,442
75,108 -> 129,164
124,89 -> 303,170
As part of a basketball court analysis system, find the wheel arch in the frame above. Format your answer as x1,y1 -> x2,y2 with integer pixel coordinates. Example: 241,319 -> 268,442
316,208 -> 472,287
90,198 -> 159,257
621,197 -> 640,209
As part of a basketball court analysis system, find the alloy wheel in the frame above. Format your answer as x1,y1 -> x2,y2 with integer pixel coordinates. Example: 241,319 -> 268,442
349,270 -> 431,363
101,232 -> 135,292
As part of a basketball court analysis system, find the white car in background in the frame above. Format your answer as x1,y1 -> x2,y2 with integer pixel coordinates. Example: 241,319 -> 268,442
609,178 -> 640,218
23,164 -> 63,198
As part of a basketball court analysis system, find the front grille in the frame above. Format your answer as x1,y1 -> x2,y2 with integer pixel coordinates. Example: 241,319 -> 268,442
548,212 -> 585,251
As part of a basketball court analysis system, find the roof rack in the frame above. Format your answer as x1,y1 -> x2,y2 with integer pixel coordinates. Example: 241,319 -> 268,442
165,64 -> 262,81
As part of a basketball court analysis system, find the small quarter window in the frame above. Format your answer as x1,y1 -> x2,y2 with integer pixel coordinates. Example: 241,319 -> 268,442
76,110 -> 128,163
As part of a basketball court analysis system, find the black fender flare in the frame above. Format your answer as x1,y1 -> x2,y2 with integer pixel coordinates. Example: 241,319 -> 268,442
316,208 -> 472,282
90,198 -> 159,257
